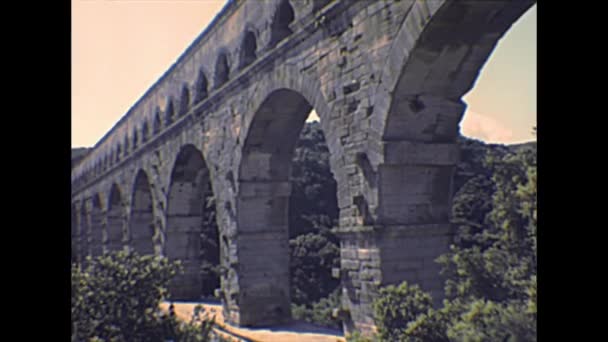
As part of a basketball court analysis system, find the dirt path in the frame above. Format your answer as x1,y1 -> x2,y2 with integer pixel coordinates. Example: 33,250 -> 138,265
160,302 -> 346,342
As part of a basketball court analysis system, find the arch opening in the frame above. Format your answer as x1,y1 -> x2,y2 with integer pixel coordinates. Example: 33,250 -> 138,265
239,31 -> 257,69
269,0 -> 295,48
237,89 -> 340,328
71,204 -> 79,263
88,194 -> 104,258
153,108 -> 162,134
78,204 -> 88,264
165,99 -> 175,126
132,128 -> 139,149
166,145 -> 220,301
361,2 -> 537,333
129,170 -> 156,256
106,184 -> 125,252
179,85 -> 191,116
214,53 -> 230,89
142,121 -> 150,142
195,69 -> 209,103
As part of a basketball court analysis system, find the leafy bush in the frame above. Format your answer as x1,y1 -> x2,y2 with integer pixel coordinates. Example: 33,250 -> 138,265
290,232 -> 340,305
291,288 -> 342,330
71,250 -> 215,341
372,282 -> 434,342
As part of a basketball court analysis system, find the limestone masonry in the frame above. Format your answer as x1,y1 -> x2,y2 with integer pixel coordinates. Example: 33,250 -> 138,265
71,0 -> 535,335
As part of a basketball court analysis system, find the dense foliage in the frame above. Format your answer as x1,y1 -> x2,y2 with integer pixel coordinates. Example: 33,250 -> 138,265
358,140 -> 537,342
71,251 -> 215,342
288,121 -> 341,325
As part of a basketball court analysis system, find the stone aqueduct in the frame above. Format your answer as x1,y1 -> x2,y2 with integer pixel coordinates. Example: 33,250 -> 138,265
71,0 -> 535,334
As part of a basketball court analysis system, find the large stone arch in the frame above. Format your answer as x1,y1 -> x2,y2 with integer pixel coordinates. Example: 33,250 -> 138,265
237,63 -> 344,187
87,193 -> 105,258
78,202 -> 88,263
223,62 -> 347,327
129,169 -> 157,255
71,203 -> 79,263
336,0 -> 535,335
106,183 -> 127,252
374,0 -> 535,144
165,144 -> 220,301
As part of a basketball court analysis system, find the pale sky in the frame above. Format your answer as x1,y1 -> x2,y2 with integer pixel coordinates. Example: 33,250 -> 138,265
72,1 -> 536,148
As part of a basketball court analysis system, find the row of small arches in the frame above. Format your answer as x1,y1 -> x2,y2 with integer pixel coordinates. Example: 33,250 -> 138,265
75,0 -> 302,187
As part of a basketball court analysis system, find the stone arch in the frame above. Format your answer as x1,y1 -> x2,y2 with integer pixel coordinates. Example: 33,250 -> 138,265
165,98 -> 175,126
142,120 -> 150,142
71,203 -> 79,263
336,1 -> 536,332
238,64 -> 344,198
129,170 -> 156,255
239,30 -> 257,69
179,85 -> 191,116
234,80 -> 343,325
123,136 -> 129,156
88,193 -> 105,257
269,0 -> 295,48
78,202 -> 88,263
152,107 -> 163,135
195,68 -> 209,103
106,183 -> 126,252
132,128 -> 139,150
377,0 -> 535,143
370,1 -> 535,228
165,144 -> 220,300
214,51 -> 230,89
116,144 -> 122,162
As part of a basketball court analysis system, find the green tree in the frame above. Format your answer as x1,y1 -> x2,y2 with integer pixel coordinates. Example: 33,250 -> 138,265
71,251 -> 215,342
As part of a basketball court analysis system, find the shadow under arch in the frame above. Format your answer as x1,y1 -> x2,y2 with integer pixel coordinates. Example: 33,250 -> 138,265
77,203 -> 88,263
71,203 -> 79,263
129,170 -> 156,255
165,144 -> 220,301
88,193 -> 104,257
106,183 -> 126,252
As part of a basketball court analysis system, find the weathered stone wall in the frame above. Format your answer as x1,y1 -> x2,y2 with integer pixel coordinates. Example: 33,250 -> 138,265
71,0 -> 535,334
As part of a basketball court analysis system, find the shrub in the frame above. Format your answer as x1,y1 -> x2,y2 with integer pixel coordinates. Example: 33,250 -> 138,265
71,250 -> 215,341
372,282 -> 433,342
291,288 -> 342,330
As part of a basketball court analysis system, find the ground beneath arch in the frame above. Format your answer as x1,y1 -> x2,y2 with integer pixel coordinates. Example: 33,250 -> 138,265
160,301 -> 346,342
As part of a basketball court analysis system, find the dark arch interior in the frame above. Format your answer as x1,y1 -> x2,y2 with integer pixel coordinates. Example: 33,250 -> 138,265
71,204 -> 78,263
89,194 -> 104,257
165,99 -> 175,126
179,85 -> 190,116
116,144 -> 122,161
166,145 -> 220,300
78,205 -> 88,263
269,0 -> 295,48
106,184 -> 125,252
214,53 -> 230,89
123,137 -> 129,155
132,129 -> 139,149
237,89 -> 339,326
142,121 -> 149,142
240,31 -> 257,69
153,109 -> 162,134
195,70 -> 209,102
130,170 -> 156,255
